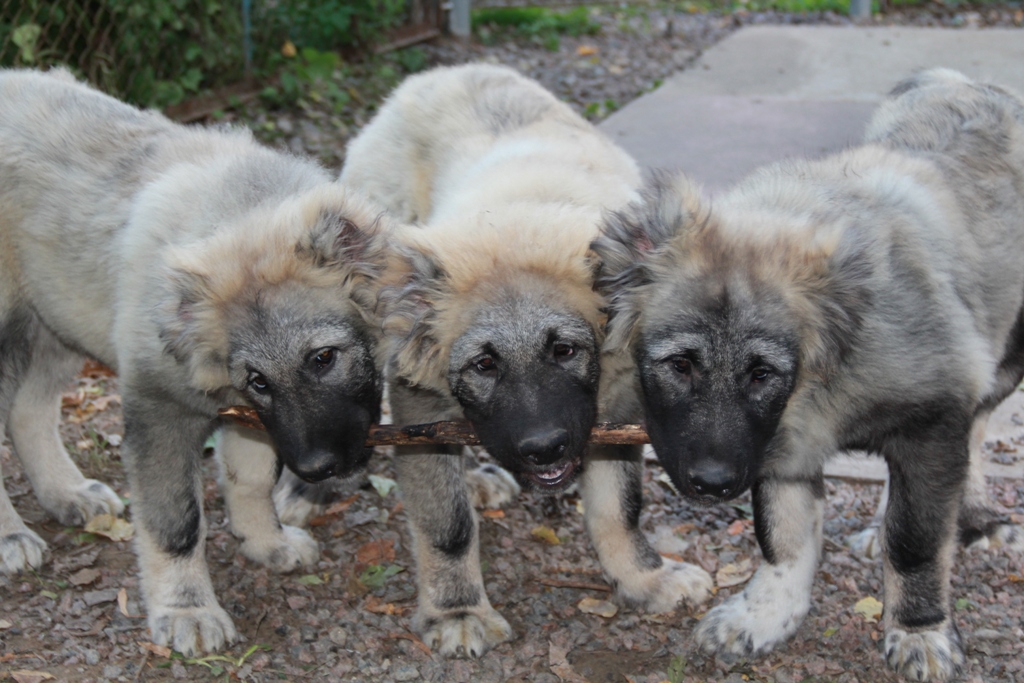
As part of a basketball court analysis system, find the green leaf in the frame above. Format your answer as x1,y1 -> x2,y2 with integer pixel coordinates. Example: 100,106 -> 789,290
296,574 -> 323,586
358,564 -> 404,589
12,24 -> 42,63
955,597 -> 971,611
368,474 -> 397,498
40,590 -> 59,600
667,655 -> 687,683
823,627 -> 838,637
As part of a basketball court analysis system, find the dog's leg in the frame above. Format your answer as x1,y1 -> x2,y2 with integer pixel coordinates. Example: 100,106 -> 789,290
122,391 -> 237,656
0,308 -> 48,573
958,411 -> 1024,551
695,475 -> 824,658
390,380 -> 511,658
217,424 -> 318,572
464,457 -> 521,510
847,476 -> 888,559
851,411 -> 1024,559
8,327 -> 123,526
397,445 -> 512,657
581,445 -> 713,612
880,429 -> 967,681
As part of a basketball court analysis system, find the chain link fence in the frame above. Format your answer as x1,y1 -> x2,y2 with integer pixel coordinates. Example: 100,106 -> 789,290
0,0 -> 443,109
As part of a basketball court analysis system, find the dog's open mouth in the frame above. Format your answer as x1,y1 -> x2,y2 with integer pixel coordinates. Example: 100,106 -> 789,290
521,457 -> 581,489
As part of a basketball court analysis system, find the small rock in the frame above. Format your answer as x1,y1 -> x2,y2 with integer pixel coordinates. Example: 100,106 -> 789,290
171,660 -> 188,679
83,589 -> 119,606
393,664 -> 420,681
328,626 -> 348,647
102,664 -> 123,678
84,648 -> 101,665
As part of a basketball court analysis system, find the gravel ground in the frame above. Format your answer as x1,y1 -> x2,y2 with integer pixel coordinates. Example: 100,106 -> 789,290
1,368 -> 1023,682
237,2 -> 1024,168
3,4 -> 1024,683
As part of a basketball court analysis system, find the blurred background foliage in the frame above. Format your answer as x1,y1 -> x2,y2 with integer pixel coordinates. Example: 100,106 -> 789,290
0,0 -> 414,108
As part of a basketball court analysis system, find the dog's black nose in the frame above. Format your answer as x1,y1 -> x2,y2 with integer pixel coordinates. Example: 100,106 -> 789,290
518,428 -> 569,466
688,462 -> 739,498
292,449 -> 340,482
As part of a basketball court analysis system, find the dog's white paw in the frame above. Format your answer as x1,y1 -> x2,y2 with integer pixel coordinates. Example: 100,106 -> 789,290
695,582 -> 809,658
621,558 -> 714,613
148,603 -> 239,656
985,523 -> 1024,552
884,626 -> 965,681
38,479 -> 124,527
272,478 -> 326,527
847,525 -> 884,559
0,528 -> 48,574
466,464 -> 521,509
239,525 -> 319,573
417,606 -> 513,658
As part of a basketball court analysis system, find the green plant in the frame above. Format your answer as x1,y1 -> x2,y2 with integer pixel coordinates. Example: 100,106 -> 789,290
472,6 -> 601,52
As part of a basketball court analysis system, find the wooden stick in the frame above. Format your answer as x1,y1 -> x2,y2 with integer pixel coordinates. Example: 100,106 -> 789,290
217,405 -> 651,446
535,577 -> 612,592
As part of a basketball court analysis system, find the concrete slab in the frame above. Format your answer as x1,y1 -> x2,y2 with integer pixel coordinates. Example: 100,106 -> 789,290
601,26 -> 1024,193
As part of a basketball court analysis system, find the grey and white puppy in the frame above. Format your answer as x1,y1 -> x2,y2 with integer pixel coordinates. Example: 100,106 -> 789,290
592,69 -> 1024,681
339,63 -> 713,657
0,69 -> 394,655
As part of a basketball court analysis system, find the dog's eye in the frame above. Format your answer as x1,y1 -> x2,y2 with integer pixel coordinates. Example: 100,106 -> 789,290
314,348 -> 336,370
474,355 -> 496,373
553,343 -> 575,359
751,366 -> 771,383
249,372 -> 270,394
671,357 -> 692,376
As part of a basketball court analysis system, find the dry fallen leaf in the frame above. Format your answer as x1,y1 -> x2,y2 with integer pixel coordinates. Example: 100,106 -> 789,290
117,587 -> 142,618
310,494 -> 362,526
531,526 -> 561,545
68,568 -> 101,587
481,508 -> 505,519
138,641 -> 172,658
715,558 -> 754,588
726,519 -> 749,536
854,596 -> 884,623
577,597 -> 619,618
0,619 -> 12,630
11,671 -> 56,683
549,641 -> 588,683
364,595 -> 405,615
356,538 -> 396,565
576,45 -> 598,56
281,40 -> 297,58
84,514 -> 134,542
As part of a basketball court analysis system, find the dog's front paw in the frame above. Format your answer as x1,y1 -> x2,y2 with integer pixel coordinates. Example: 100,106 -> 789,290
466,464 -> 521,509
39,479 -> 124,527
695,586 -> 807,658
416,606 -> 513,658
0,529 -> 48,574
884,625 -> 965,681
847,525 -> 883,559
148,603 -> 239,656
239,525 -> 319,573
622,559 -> 714,613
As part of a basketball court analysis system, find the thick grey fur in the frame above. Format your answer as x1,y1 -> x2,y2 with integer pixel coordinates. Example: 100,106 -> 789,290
0,69 -> 394,655
592,69 -> 1024,681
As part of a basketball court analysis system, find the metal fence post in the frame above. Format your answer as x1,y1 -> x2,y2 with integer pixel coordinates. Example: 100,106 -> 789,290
849,0 -> 871,19
450,0 -> 471,38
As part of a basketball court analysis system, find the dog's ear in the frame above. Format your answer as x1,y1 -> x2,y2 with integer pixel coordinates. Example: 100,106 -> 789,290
377,240 -> 450,389
592,171 -> 706,351
798,238 -> 874,380
306,208 -> 380,267
156,266 -> 231,391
